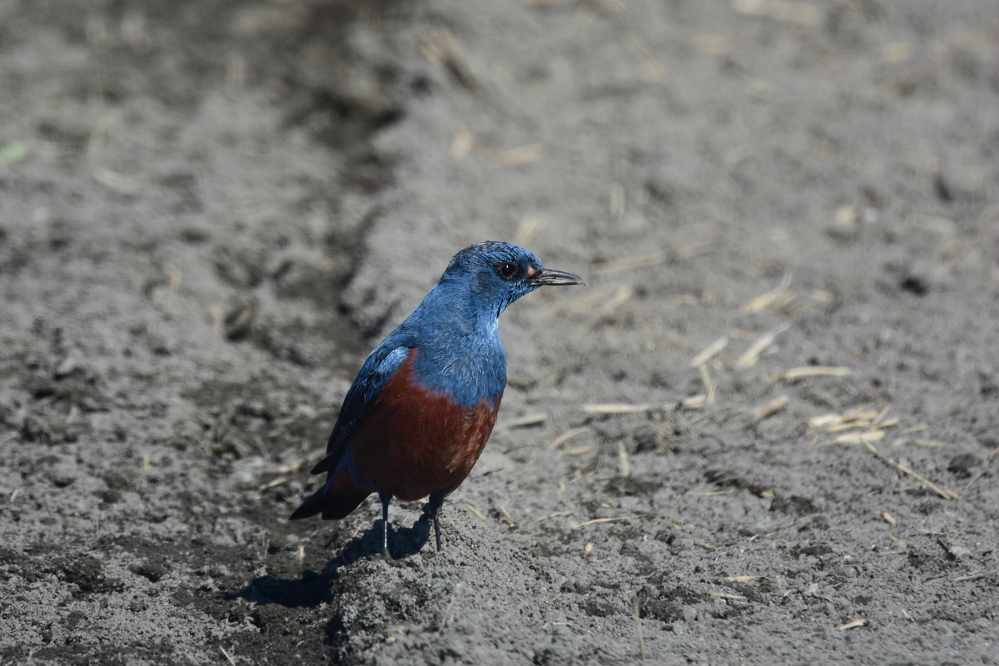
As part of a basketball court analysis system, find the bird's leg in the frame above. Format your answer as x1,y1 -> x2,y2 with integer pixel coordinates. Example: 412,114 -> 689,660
425,490 -> 446,552
378,491 -> 392,559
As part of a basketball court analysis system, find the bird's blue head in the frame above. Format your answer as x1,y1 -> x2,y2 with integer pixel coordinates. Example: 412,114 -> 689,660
438,241 -> 585,318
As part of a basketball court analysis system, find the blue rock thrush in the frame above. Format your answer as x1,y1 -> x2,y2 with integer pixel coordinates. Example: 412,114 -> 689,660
290,241 -> 584,556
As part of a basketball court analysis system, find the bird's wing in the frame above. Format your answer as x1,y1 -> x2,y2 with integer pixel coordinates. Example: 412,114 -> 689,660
309,342 -> 413,476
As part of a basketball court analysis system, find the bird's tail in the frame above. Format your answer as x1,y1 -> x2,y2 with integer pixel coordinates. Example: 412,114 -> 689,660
289,473 -> 372,521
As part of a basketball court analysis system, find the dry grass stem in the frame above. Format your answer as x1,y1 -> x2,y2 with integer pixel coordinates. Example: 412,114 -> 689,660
499,506 -> 516,527
465,504 -> 487,520
835,430 -> 885,444
893,438 -> 945,447
779,366 -> 851,380
259,476 -> 288,491
878,509 -> 896,525
809,405 -> 906,449
725,575 -> 761,582
632,597 -> 647,661
737,325 -> 788,367
753,395 -> 789,421
690,336 -> 728,367
740,287 -> 794,313
680,394 -> 706,410
862,441 -> 957,500
220,646 -> 237,666
809,407 -> 882,431
697,363 -> 716,405
837,618 -> 870,630
278,460 -> 306,474
712,591 -> 747,601
618,441 -> 631,477
566,445 -> 593,456
548,427 -> 591,450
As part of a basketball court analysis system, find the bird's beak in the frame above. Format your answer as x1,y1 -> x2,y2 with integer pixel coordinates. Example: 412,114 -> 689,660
528,267 -> 586,287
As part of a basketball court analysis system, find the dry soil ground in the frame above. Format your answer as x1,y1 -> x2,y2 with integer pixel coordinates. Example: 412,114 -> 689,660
1,0 -> 998,664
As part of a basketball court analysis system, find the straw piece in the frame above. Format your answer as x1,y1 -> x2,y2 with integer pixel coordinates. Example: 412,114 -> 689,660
740,287 -> 794,314
753,395 -> 789,421
220,646 -> 237,665
465,504 -> 487,520
834,430 -> 885,444
618,441 -> 631,477
862,441 -> 957,500
499,506 -> 516,528
737,325 -> 789,367
778,366 -> 851,380
680,394 -> 706,410
690,337 -> 728,367
697,363 -> 716,405
632,597 -> 647,662
837,618 -> 869,630
548,427 -> 591,450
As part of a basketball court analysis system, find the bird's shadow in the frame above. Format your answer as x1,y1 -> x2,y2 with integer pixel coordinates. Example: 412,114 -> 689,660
231,517 -> 432,608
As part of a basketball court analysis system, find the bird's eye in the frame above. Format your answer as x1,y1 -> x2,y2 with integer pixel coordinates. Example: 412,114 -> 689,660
497,261 -> 517,280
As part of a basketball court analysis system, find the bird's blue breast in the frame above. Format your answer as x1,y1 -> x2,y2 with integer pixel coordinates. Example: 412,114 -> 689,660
409,333 -> 507,409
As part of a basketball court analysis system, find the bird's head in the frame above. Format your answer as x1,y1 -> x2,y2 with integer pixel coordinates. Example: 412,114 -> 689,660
439,241 -> 585,316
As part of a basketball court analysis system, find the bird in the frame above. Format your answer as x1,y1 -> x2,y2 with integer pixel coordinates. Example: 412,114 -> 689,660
290,241 -> 584,557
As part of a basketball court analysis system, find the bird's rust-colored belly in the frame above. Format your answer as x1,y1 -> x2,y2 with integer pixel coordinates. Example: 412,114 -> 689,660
349,353 -> 501,501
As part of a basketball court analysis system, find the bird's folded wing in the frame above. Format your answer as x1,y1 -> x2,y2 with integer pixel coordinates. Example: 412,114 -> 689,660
309,343 -> 413,476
